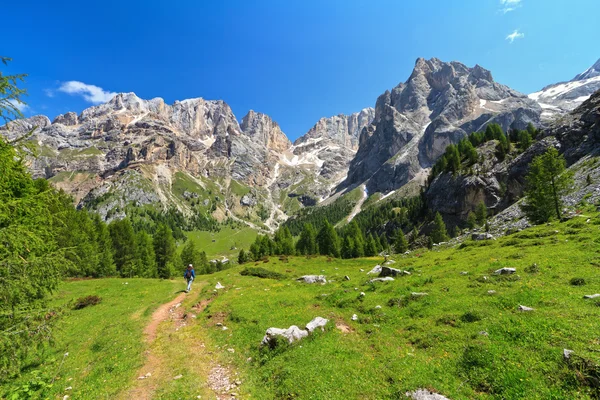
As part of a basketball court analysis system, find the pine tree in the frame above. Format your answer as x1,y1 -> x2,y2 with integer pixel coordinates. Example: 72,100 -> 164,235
317,220 -> 340,258
467,211 -> 477,229
522,147 -> 573,223
341,235 -> 355,259
238,249 -> 248,264
517,130 -> 532,151
395,229 -> 408,254
180,239 -> 199,271
364,234 -> 378,257
427,236 -> 434,249
92,214 -> 116,277
431,212 -> 449,244
475,201 -> 487,226
154,223 -> 177,279
109,218 -> 137,277
296,223 -> 318,255
346,220 -> 365,258
135,230 -> 156,277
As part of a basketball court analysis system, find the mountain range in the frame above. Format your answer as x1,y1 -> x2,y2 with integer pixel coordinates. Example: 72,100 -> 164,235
2,57 -> 599,231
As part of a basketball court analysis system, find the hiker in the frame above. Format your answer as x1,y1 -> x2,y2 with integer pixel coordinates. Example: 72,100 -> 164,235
184,264 -> 195,293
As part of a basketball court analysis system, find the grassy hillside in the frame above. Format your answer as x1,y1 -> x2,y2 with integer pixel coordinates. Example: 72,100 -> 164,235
184,226 -> 258,260
190,207 -> 600,399
0,279 -> 180,399
3,207 -> 599,399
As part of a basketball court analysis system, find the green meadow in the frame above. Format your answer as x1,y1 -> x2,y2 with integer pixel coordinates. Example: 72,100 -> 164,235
3,208 -> 600,399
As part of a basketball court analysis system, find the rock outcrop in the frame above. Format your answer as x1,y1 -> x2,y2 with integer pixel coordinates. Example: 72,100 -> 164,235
342,57 -> 542,195
240,110 -> 291,153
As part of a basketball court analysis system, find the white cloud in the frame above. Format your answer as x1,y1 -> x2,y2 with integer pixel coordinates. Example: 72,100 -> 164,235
44,88 -> 55,98
506,29 -> 525,43
8,99 -> 29,112
500,0 -> 522,13
57,81 -> 116,104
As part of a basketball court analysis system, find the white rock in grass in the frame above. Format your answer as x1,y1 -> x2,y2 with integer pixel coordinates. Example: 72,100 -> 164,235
261,325 -> 308,345
487,290 -> 497,295
173,374 -> 183,380
518,305 -> 534,312
583,294 -> 600,299
360,292 -> 366,297
494,268 -> 516,275
563,349 -> 574,360
305,317 -> 328,333
374,305 -> 382,309
406,388 -> 451,399
344,275 -> 350,281
215,282 -> 225,289
411,292 -> 428,297
460,271 -> 469,275
367,265 -> 382,275
370,277 -> 395,283
351,314 -> 358,321
297,275 -> 327,284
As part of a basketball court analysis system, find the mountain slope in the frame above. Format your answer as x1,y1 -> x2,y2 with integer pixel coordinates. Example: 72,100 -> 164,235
341,57 -> 541,194
529,58 -> 600,121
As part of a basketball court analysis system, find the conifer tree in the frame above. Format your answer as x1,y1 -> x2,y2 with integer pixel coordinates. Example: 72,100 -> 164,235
317,220 -> 340,258
135,230 -> 156,277
109,218 -> 137,277
475,201 -> 487,226
467,211 -> 477,229
92,214 -> 116,277
431,212 -> 449,244
154,223 -> 177,279
296,223 -> 318,255
238,249 -> 248,264
522,147 -> 573,223
364,233 -> 378,257
395,229 -> 408,254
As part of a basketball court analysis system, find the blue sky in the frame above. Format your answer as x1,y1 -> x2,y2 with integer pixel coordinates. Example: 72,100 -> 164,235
3,0 -> 599,141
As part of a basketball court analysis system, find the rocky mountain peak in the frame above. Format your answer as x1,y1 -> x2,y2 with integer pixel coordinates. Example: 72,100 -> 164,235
529,57 -> 600,121
240,110 -> 291,153
572,58 -> 600,81
343,57 -> 541,194
294,108 -> 374,151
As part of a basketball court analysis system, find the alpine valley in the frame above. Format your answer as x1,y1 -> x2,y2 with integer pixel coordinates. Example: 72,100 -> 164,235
2,57 -> 600,234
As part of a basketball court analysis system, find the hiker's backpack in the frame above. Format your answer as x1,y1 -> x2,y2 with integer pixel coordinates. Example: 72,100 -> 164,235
185,270 -> 192,279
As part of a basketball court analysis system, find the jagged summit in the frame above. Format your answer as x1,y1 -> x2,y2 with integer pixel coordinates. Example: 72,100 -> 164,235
342,57 -> 540,194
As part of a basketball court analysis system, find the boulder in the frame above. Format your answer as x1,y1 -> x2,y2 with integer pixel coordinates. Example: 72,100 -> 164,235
406,388 -> 451,400
261,326 -> 308,345
472,233 -> 494,241
367,265 -> 382,275
379,266 -> 411,277
297,275 -> 327,284
494,267 -> 516,275
306,317 -> 328,333
518,305 -> 534,312
563,349 -> 574,360
583,294 -> 600,299
370,277 -> 395,283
